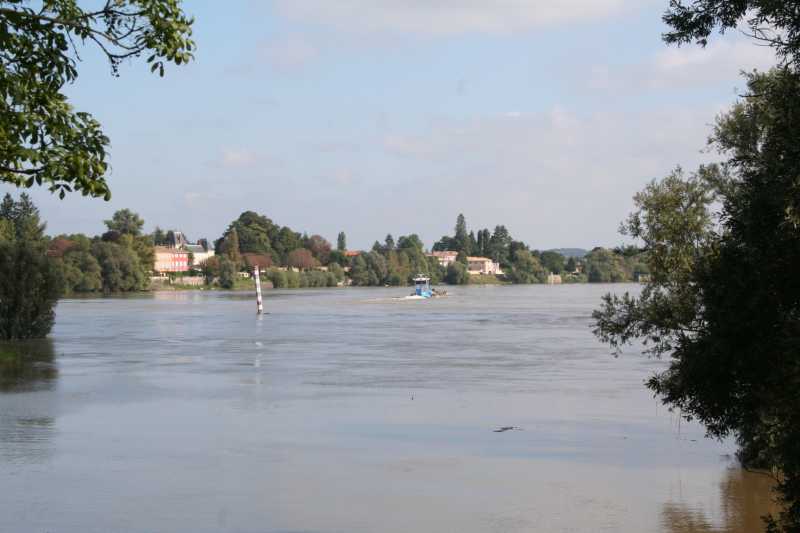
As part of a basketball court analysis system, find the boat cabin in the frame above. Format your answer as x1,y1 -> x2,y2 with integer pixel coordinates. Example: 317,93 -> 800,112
413,276 -> 432,298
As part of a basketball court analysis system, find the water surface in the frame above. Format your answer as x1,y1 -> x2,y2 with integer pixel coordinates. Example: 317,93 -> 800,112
0,285 -> 775,532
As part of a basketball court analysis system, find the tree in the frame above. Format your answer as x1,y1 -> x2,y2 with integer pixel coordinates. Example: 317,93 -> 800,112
540,251 -> 566,274
349,255 -> 370,286
364,251 -> 388,285
0,194 -> 13,220
584,247 -> 630,283
62,250 -> 102,293
232,212 -> 273,253
384,234 -> 395,252
593,70 -> 800,531
507,249 -> 546,284
488,225 -> 512,266
218,257 -> 237,289
0,1 -> 194,199
91,241 -> 148,292
306,235 -> 332,264
662,1 -> 800,68
0,193 -> 46,242
0,219 -> 12,242
242,253 -> 272,271
468,231 -> 478,254
397,234 -> 424,252
200,256 -> 220,285
328,263 -> 345,284
337,231 -> 347,251
104,209 -> 144,236
476,228 -> 491,256
0,242 -> 62,339
454,213 -> 468,252
152,227 -> 167,246
221,228 -> 242,267
432,235 -> 456,251
287,248 -> 318,270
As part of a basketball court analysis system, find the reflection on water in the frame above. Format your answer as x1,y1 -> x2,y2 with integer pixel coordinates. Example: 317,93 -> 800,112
0,339 -> 57,465
662,468 -> 777,532
0,339 -> 57,392
0,286 -> 778,532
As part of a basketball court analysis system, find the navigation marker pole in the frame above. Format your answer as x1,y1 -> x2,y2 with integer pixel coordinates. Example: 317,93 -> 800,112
254,266 -> 264,314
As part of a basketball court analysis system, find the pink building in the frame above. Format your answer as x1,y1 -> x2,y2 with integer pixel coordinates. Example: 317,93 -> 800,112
154,246 -> 189,273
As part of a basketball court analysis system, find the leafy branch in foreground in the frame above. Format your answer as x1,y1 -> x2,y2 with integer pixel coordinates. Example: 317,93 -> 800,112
0,0 -> 195,199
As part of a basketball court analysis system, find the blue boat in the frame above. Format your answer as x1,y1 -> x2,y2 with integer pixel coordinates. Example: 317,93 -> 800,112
413,276 -> 433,298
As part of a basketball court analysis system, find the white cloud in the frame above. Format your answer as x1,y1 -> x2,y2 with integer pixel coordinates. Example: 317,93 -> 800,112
648,38 -> 776,87
220,148 -> 258,168
274,0 -> 631,36
260,35 -> 319,70
585,36 -> 777,92
377,106 -> 718,247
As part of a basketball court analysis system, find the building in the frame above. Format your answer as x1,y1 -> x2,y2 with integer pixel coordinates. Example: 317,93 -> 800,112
467,256 -> 503,276
154,246 -> 189,273
167,231 -> 189,249
427,251 -> 459,268
344,250 -> 362,258
185,243 -> 215,266
547,273 -> 563,285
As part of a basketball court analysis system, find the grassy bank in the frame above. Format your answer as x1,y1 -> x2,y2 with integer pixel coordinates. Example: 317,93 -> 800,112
468,274 -> 507,285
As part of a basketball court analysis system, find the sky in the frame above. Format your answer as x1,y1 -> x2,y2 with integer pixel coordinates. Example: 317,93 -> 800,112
1,1 -> 777,250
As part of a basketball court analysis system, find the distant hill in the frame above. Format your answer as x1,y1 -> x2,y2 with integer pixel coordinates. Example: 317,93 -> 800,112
548,248 -> 588,258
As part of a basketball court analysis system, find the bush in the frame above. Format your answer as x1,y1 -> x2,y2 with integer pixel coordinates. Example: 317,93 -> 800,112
445,262 -> 470,285
267,268 -> 287,288
0,242 -> 63,340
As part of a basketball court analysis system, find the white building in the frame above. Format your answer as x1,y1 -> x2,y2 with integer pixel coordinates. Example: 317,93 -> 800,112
185,243 -> 215,267
467,256 -> 503,276
427,251 -> 459,268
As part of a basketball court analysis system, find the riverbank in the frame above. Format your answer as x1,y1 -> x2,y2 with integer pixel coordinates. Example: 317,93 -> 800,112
467,274 -> 507,285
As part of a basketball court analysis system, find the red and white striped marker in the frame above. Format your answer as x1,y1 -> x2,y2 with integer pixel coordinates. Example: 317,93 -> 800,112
254,266 -> 263,314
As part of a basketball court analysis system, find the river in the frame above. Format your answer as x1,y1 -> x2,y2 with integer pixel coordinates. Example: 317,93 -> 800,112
0,284 -> 775,532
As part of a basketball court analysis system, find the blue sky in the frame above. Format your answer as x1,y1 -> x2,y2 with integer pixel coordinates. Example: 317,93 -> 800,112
2,1 -> 776,250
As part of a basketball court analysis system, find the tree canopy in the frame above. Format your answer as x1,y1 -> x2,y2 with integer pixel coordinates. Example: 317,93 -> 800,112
595,68 -> 800,533
0,0 -> 194,199
104,208 -> 144,236
663,1 -> 800,67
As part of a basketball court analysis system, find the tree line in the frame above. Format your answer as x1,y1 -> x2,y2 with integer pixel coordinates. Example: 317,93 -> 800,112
207,210 -> 650,287
0,194 -> 652,299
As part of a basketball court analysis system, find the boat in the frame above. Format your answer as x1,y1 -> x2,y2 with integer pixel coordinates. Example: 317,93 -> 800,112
408,276 -> 447,299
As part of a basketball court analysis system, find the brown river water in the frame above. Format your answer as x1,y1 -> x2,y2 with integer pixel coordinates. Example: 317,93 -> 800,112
0,284 -> 776,532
